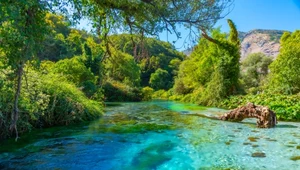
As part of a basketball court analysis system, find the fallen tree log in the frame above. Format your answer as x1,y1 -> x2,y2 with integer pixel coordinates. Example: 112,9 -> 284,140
220,103 -> 277,128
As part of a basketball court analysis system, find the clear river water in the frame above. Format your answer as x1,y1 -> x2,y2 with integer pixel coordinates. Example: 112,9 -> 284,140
0,101 -> 299,170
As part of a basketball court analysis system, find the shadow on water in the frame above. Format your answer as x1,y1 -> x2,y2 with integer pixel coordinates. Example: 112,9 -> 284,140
228,120 -> 298,129
186,113 -> 219,120
0,122 -> 90,153
275,124 -> 298,128
126,141 -> 175,170
105,102 -> 123,107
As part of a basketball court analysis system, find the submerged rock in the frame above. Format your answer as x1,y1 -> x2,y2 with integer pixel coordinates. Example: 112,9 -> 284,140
220,103 -> 277,128
129,142 -> 174,169
225,140 -> 234,145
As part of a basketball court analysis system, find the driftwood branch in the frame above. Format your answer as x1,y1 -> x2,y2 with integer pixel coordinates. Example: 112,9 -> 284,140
200,29 -> 218,44
220,103 -> 277,128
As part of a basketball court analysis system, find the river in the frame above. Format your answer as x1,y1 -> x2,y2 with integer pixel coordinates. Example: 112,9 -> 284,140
0,101 -> 299,169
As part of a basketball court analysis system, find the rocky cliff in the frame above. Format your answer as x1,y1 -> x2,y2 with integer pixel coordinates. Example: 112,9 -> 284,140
239,29 -> 286,60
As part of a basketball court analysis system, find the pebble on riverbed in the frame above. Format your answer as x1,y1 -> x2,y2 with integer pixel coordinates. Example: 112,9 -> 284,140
251,152 -> 266,158
248,137 -> 259,142
243,142 -> 251,145
265,138 -> 277,142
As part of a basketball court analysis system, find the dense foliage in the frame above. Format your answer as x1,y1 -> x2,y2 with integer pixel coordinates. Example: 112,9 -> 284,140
217,30 -> 300,121
0,64 -> 103,140
152,27 -> 300,121
0,8 -> 190,140
110,34 -> 185,87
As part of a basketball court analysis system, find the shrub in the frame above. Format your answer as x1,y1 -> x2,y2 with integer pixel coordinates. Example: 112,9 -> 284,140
141,86 -> 154,101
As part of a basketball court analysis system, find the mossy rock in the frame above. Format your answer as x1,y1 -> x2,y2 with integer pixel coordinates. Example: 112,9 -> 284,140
290,156 -> 300,161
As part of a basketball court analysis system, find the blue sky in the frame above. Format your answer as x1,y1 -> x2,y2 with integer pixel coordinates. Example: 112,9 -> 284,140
161,0 -> 300,50
77,0 -> 300,51
216,0 -> 300,32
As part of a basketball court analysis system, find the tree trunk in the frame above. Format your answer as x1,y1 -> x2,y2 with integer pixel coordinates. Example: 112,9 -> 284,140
10,61 -> 24,141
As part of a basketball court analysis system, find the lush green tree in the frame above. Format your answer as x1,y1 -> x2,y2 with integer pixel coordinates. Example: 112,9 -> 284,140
104,47 -> 141,86
38,13 -> 101,61
149,68 -> 171,90
169,58 -> 181,76
199,19 -> 240,105
38,13 -> 70,61
174,19 -> 241,105
78,0 -> 232,38
82,40 -> 104,83
51,56 -> 96,86
66,29 -> 83,55
240,53 -> 272,93
109,34 -> 185,89
268,30 -> 300,94
176,36 -> 215,90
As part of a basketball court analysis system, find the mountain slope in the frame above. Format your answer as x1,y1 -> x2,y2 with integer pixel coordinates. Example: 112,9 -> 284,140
184,29 -> 288,60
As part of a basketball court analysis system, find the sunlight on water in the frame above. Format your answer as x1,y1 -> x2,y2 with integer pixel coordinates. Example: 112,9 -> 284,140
0,101 -> 300,170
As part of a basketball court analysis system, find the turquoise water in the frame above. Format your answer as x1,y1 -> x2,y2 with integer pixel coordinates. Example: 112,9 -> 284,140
0,101 -> 300,170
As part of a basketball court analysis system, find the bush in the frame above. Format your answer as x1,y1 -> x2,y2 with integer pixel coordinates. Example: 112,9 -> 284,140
141,86 -> 154,101
173,78 -> 192,95
51,56 -> 96,85
102,79 -> 143,102
152,90 -> 171,100
42,73 -> 103,125
0,66 -> 103,140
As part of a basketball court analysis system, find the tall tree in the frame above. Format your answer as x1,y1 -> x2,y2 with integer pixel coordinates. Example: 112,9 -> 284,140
268,30 -> 300,94
71,0 -> 233,58
0,0 -> 47,140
